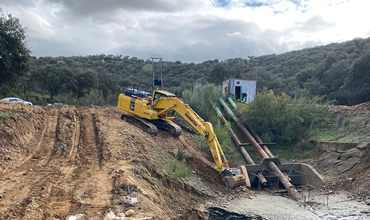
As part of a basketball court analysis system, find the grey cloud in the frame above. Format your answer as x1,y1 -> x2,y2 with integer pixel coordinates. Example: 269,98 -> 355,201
296,15 -> 335,32
47,0 -> 203,16
0,0 -> 37,7
112,17 -> 290,62
1,0 -> 346,63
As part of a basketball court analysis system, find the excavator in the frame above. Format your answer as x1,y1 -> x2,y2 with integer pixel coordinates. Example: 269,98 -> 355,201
118,88 -> 246,188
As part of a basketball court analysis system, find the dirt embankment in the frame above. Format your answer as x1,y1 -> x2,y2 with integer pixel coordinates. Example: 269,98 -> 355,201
313,102 -> 370,202
0,101 -> 222,219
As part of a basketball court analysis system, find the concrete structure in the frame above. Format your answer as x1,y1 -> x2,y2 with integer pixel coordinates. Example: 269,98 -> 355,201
245,158 -> 325,189
222,78 -> 256,102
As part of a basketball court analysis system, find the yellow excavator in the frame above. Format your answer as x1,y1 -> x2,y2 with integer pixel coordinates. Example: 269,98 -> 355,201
118,88 -> 246,188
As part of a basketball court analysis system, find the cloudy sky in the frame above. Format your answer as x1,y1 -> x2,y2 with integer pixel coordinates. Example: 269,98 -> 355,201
1,0 -> 370,62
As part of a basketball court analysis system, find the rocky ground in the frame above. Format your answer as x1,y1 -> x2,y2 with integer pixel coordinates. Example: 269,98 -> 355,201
0,100 -> 369,219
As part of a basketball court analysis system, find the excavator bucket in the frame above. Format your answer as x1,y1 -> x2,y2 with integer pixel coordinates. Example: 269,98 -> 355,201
221,168 -> 247,189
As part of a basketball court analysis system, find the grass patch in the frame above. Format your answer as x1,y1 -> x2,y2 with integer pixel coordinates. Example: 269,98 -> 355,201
136,165 -> 160,185
152,151 -> 192,179
272,142 -> 319,161
0,111 -> 27,118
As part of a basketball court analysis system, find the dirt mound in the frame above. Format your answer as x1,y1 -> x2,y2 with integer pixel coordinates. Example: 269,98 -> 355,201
0,103 -> 221,219
330,101 -> 370,114
0,101 -> 45,173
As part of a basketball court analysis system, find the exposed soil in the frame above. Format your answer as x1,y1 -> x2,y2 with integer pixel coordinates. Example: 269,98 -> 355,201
0,100 -> 369,219
0,101 -> 220,219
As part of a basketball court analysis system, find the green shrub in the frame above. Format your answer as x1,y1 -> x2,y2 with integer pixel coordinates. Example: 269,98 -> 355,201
181,84 -> 222,121
213,119 -> 232,154
239,89 -> 330,145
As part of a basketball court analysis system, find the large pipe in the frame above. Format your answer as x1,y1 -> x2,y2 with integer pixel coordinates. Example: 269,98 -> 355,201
225,101 -> 290,180
219,98 -> 300,199
214,106 -> 255,165
257,172 -> 268,187
244,123 -> 274,158
227,96 -> 238,110
227,97 -> 274,158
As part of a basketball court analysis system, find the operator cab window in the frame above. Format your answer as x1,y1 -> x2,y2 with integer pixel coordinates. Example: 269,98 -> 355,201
153,92 -> 166,101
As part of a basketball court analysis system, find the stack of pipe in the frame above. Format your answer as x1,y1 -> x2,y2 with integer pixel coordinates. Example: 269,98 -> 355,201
219,98 -> 301,199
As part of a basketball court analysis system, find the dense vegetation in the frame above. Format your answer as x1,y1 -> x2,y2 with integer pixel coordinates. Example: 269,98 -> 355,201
238,89 -> 330,145
6,37 -> 368,106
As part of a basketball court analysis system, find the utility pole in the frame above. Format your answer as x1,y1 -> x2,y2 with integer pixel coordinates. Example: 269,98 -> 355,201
254,67 -> 258,92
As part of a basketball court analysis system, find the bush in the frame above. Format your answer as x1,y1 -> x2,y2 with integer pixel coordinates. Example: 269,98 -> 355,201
239,89 -> 330,145
181,84 -> 222,121
213,119 -> 232,153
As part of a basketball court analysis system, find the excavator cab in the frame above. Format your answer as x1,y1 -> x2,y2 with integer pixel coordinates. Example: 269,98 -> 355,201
152,90 -> 176,102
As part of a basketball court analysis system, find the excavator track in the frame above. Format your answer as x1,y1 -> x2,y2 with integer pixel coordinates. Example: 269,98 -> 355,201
120,113 -> 158,135
152,119 -> 182,137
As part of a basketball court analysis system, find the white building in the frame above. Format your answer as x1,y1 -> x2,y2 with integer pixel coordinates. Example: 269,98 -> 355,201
222,78 -> 256,102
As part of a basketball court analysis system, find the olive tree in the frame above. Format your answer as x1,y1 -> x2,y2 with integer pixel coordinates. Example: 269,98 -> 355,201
0,12 -> 31,94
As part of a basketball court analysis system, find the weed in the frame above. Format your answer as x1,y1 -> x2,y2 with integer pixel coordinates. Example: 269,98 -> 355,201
152,151 -> 192,179
176,150 -> 188,161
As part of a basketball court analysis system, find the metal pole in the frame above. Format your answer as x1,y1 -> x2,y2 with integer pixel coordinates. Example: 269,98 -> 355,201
151,58 -> 154,91
160,58 -> 163,88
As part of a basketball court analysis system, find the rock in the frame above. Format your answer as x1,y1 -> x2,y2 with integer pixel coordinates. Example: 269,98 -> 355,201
125,209 -> 135,217
336,156 -> 360,174
357,142 -> 369,150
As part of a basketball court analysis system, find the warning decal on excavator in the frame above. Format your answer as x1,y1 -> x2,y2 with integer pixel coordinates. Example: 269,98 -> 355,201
185,112 -> 197,127
130,98 -> 135,111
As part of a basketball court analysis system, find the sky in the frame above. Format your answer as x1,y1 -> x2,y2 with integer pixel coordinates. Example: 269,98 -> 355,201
1,0 -> 370,63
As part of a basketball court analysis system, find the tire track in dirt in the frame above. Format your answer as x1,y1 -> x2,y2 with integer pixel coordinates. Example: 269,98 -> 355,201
0,108 -> 60,219
63,108 -> 108,216
92,113 -> 104,169
0,107 -> 101,219
0,109 -> 54,177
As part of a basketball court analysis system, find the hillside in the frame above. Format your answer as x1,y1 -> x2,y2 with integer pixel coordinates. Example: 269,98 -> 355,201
8,37 -> 370,106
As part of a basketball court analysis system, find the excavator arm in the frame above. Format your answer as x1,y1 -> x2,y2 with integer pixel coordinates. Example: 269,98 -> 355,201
154,97 -> 228,171
153,97 -> 245,188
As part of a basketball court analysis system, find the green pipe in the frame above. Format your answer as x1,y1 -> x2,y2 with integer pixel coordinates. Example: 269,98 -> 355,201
219,98 -> 237,121
227,96 -> 237,110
